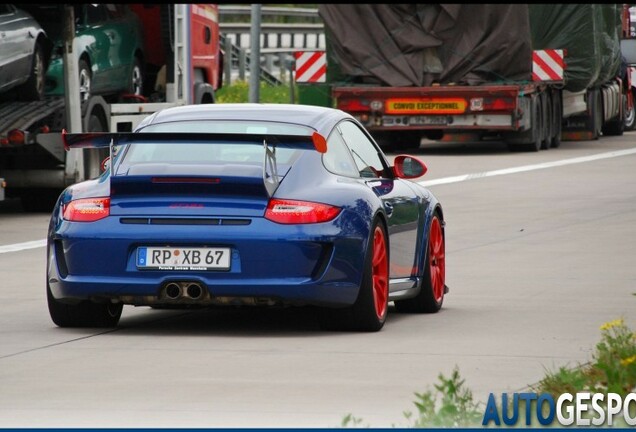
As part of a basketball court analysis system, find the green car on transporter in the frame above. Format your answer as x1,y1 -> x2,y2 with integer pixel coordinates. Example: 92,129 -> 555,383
23,4 -> 145,103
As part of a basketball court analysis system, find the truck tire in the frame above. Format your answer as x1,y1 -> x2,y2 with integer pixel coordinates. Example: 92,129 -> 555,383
541,92 -> 551,150
373,131 -> 421,152
506,96 -> 542,152
18,42 -> 46,101
20,189 -> 60,213
602,94 -> 624,137
624,91 -> 636,131
550,92 -> 562,148
590,89 -> 603,140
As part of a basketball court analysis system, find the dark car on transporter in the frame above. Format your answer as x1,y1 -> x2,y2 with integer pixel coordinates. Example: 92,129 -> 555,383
46,104 -> 447,332
0,4 -> 52,101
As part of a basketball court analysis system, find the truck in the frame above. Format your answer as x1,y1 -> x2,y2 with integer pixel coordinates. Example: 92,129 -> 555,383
0,4 -> 222,211
316,4 -> 627,152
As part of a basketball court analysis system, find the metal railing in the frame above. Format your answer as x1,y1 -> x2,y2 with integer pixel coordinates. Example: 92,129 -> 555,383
219,7 -> 325,87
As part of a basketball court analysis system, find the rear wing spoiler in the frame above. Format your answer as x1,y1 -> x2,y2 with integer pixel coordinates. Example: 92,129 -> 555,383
59,131 -> 327,151
41,130 -> 328,197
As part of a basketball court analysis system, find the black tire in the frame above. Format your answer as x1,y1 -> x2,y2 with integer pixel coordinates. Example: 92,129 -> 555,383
540,93 -> 550,150
47,281 -> 123,328
20,189 -> 60,213
551,93 -> 562,148
18,42 -> 46,101
506,96 -> 542,152
319,219 -> 389,332
395,214 -> 445,313
624,92 -> 636,131
591,89 -> 603,140
373,131 -> 421,152
129,56 -> 144,96
602,94 -> 625,137
78,59 -> 92,103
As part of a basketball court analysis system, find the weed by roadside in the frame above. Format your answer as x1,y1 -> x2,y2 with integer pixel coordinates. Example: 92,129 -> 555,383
341,318 -> 636,428
341,366 -> 483,428
216,80 -> 295,104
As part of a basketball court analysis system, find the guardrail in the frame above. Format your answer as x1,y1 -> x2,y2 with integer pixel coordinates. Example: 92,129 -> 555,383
219,7 -> 325,87
218,5 -> 320,20
220,22 -> 325,51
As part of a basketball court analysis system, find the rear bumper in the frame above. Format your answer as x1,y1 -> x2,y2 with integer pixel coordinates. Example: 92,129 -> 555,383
47,213 -> 368,307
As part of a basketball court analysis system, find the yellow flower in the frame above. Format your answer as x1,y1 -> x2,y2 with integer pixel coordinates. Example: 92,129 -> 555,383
600,318 -> 625,331
620,355 -> 636,367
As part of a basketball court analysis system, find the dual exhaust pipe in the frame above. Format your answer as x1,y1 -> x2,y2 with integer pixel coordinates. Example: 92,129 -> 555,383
164,281 -> 205,301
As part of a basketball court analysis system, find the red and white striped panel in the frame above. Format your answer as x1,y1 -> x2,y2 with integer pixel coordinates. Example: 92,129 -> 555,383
532,49 -> 565,81
294,51 -> 327,83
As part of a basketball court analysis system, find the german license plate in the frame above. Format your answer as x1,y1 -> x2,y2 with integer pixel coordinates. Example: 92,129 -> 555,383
136,247 -> 231,271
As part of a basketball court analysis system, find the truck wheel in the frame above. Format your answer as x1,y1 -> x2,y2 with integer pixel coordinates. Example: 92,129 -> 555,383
624,92 -> 636,131
18,42 -> 45,101
541,93 -> 551,150
506,97 -> 542,152
551,93 -> 562,148
602,94 -> 624,137
78,59 -> 92,103
20,189 -> 60,213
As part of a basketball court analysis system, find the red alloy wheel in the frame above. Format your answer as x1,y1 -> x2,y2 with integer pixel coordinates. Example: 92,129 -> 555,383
371,225 -> 389,319
429,217 -> 446,303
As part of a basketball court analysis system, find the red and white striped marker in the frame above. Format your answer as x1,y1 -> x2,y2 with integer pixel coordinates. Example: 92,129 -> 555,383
532,49 -> 565,81
294,51 -> 327,83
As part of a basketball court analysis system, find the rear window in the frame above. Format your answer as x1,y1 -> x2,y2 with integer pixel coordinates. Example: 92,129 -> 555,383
117,120 -> 312,173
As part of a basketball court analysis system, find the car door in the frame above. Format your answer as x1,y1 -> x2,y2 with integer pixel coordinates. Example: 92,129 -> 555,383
337,121 -> 423,281
0,5 -> 30,92
102,4 -> 132,88
80,4 -> 112,94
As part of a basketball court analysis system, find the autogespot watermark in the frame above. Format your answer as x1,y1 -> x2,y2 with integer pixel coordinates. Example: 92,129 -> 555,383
482,392 -> 636,426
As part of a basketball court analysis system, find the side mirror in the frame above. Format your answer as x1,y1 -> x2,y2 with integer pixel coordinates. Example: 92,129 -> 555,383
100,156 -> 111,172
393,155 -> 427,179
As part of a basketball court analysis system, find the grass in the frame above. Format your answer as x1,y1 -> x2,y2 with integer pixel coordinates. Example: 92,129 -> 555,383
341,318 -> 636,428
216,80 -> 296,104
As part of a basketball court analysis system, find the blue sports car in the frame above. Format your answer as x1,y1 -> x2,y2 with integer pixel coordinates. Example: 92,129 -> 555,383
46,104 -> 447,332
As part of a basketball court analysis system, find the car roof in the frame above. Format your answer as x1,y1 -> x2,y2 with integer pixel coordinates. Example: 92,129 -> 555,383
141,103 -> 353,137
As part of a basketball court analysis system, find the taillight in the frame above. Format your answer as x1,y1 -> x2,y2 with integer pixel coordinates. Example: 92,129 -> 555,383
337,99 -> 371,112
471,97 -> 516,111
8,129 -> 26,145
63,197 -> 110,222
265,199 -> 340,224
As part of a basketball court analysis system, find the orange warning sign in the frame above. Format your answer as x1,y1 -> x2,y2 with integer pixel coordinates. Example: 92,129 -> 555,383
385,98 -> 466,115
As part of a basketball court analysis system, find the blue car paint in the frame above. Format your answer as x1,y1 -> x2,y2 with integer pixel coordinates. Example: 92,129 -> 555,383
48,104 -> 444,309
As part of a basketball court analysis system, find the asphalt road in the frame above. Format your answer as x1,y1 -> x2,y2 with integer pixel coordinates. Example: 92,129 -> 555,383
1,134 -> 635,427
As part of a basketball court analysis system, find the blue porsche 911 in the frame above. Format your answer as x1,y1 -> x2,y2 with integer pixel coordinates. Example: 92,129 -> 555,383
46,104 -> 446,332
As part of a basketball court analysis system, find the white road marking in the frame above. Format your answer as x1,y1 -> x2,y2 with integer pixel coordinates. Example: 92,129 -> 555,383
418,147 -> 636,187
0,239 -> 47,254
2,147 -> 636,254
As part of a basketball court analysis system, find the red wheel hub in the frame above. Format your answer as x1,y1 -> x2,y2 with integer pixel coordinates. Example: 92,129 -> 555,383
429,217 -> 445,303
371,226 -> 388,319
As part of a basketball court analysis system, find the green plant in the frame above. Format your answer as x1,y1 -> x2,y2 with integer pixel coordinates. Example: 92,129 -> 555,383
404,367 -> 483,428
216,80 -> 296,104
534,318 -> 636,397
341,367 -> 482,428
